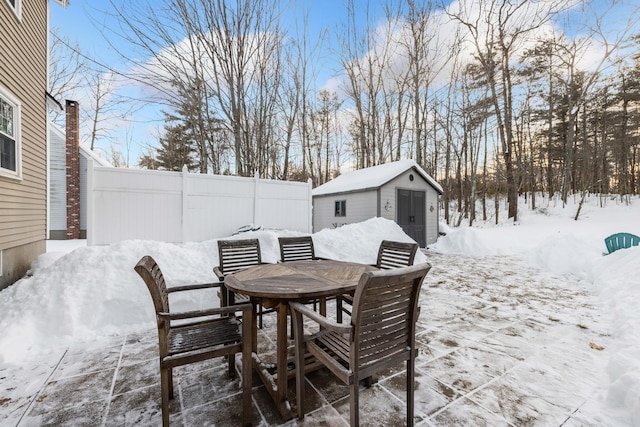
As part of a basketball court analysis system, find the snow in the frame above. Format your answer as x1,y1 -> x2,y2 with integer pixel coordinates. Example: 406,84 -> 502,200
1,194 -> 639,424
311,159 -> 443,195
431,195 -> 640,424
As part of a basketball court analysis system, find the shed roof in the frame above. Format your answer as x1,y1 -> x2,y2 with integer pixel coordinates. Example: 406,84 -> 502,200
312,159 -> 443,196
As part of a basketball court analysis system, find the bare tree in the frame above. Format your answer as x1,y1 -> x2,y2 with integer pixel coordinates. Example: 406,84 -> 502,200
447,0 -> 566,220
49,28 -> 87,125
552,1 -> 638,203
402,0 -> 449,167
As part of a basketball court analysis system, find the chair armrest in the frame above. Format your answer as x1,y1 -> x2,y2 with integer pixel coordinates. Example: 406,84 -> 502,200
159,303 -> 252,321
167,282 -> 222,293
289,301 -> 351,335
213,266 -> 225,281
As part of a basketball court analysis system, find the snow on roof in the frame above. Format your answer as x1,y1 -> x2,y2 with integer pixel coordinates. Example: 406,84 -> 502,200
312,159 -> 443,196
49,122 -> 112,167
79,144 -> 112,167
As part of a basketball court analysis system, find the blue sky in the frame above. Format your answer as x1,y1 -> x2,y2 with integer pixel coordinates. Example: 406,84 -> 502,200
49,0 -> 639,167
49,0 -> 361,164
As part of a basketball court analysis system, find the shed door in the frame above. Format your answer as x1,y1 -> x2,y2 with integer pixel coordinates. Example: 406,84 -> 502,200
397,189 -> 425,247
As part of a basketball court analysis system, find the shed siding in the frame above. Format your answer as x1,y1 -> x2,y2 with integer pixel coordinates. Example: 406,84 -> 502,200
380,170 -> 440,245
312,190 -> 377,232
312,166 -> 441,246
0,0 -> 49,288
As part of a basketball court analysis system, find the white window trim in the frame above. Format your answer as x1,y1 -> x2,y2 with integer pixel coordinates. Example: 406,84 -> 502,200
4,0 -> 22,21
0,85 -> 22,180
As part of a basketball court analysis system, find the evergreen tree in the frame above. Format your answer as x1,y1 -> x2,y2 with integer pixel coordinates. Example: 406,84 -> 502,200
156,116 -> 197,172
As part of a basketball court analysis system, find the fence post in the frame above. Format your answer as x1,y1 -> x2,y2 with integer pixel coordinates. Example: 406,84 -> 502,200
87,158 -> 94,246
182,165 -> 188,242
307,178 -> 313,233
253,172 -> 259,226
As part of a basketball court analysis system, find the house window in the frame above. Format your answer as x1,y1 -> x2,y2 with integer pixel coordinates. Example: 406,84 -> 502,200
5,0 -> 21,19
0,88 -> 20,177
335,200 -> 346,217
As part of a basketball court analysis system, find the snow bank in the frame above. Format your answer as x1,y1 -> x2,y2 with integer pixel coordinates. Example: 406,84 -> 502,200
0,217 -> 416,364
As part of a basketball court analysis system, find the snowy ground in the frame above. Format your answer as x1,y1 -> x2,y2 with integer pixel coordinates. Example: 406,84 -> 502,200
0,194 -> 639,425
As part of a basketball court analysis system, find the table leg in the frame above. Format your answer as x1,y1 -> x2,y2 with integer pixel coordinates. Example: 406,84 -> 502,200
276,302 -> 289,413
249,300 -> 294,420
251,300 -> 258,353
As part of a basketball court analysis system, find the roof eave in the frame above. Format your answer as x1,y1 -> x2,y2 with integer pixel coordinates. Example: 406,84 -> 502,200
313,186 -> 381,198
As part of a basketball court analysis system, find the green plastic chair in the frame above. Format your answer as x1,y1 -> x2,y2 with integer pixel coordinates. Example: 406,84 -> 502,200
604,233 -> 640,254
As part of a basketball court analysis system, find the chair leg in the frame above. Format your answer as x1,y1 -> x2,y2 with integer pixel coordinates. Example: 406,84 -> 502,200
291,308 -> 306,419
364,375 -> 378,387
350,378 -> 359,427
407,357 -> 415,427
160,367 -> 171,427
241,308 -> 253,427
228,352 -> 235,374
336,297 -> 343,323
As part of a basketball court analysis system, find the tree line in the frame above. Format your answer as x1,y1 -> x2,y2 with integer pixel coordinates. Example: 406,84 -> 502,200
51,0 -> 640,225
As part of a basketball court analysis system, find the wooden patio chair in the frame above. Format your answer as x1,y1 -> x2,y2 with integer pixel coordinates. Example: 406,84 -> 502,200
278,236 -> 318,262
135,256 -> 253,427
290,263 -> 432,426
215,239 -> 270,328
337,240 -> 419,322
278,236 -> 323,326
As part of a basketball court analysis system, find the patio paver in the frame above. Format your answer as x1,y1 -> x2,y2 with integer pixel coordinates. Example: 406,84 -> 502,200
1,252 -> 612,426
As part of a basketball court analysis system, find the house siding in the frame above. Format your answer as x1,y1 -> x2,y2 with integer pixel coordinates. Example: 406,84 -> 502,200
49,125 -> 103,239
79,152 -> 88,234
49,125 -> 66,237
0,0 -> 49,289
312,190 -> 378,232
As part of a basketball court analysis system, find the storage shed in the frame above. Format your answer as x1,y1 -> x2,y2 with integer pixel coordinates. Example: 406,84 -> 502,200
312,159 -> 443,247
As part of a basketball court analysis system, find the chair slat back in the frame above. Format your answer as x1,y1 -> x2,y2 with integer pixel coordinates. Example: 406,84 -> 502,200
351,263 -> 431,371
605,232 -> 640,254
135,255 -> 170,315
376,240 -> 419,269
279,236 -> 315,262
218,239 -> 262,275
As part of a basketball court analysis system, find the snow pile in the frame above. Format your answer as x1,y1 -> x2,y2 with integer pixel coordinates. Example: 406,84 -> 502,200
0,217 -> 418,364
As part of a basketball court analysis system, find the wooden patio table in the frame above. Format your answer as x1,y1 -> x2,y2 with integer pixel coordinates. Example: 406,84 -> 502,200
224,259 -> 377,420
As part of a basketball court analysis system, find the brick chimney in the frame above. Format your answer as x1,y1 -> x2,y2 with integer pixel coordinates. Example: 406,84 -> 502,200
65,100 -> 80,239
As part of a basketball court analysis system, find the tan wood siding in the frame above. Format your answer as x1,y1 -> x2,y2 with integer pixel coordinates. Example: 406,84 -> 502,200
0,214 -> 44,223
0,0 -> 48,252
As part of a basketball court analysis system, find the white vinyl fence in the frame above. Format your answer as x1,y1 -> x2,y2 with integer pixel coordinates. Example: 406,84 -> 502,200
87,161 -> 312,245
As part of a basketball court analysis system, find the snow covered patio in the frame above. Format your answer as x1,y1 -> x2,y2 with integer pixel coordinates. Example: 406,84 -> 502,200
2,251 -> 611,426
2,196 -> 639,426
